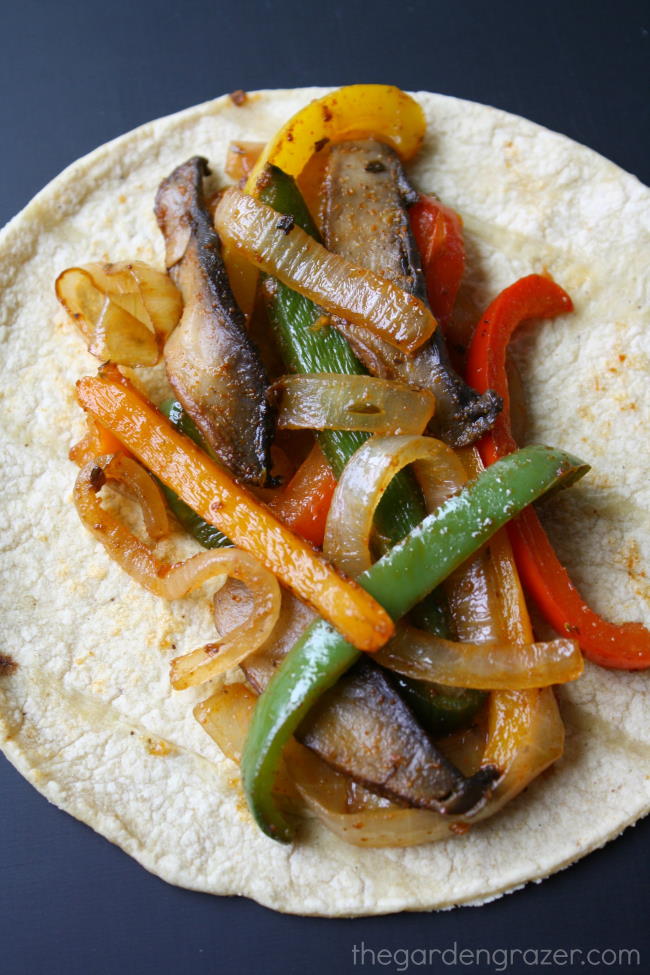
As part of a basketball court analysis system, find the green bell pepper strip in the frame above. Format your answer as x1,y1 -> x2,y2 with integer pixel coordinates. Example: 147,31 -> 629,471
159,399 -> 232,549
388,675 -> 486,738
241,444 -> 589,841
259,164 -> 484,733
260,165 -> 425,545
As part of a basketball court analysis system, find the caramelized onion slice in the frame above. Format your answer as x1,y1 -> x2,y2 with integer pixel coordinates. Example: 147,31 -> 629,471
481,687 -> 564,811
194,682 -> 257,764
225,141 -> 265,182
104,452 -> 169,541
74,452 -> 230,597
194,682 -> 297,800
274,374 -> 435,435
375,624 -> 582,689
324,434 -> 466,578
74,454 -> 171,593
56,261 -> 182,365
77,261 -> 182,336
170,549 -> 281,690
214,187 -> 437,354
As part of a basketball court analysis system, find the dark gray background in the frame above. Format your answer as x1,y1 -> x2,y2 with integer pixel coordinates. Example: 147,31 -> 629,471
1,1 -> 648,973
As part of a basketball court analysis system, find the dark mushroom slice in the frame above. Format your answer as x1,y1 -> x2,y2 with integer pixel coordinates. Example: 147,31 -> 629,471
323,139 -> 501,448
155,156 -> 275,485
297,658 -> 497,816
215,586 -> 496,816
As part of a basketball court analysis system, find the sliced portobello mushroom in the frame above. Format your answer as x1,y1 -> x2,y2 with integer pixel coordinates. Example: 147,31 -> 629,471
323,139 -> 501,448
155,156 -> 275,485
297,658 -> 497,816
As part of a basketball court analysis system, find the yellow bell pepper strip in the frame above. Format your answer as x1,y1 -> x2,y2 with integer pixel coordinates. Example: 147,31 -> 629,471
241,444 -> 590,841
467,274 -> 650,670
75,373 -> 394,653
247,84 -> 426,194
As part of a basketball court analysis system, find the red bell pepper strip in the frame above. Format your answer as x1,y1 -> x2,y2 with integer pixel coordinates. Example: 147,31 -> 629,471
466,273 -> 650,670
409,195 -> 465,329
269,444 -> 337,548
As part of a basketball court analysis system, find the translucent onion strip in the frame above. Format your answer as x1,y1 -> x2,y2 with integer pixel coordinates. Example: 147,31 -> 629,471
274,374 -> 436,435
170,549 -> 281,689
194,682 -> 297,802
103,452 -> 169,541
74,454 -> 171,591
374,624 -> 583,690
225,141 -> 264,183
56,261 -> 182,366
324,434 -> 466,579
194,682 -> 255,763
214,188 -> 437,354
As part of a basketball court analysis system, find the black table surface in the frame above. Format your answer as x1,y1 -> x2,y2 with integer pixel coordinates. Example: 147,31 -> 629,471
1,2 -> 648,973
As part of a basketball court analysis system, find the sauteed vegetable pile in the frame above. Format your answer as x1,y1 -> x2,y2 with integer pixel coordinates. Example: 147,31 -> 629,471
57,85 -> 650,848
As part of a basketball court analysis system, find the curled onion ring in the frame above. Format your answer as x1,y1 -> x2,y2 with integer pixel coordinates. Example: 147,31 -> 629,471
170,549 -> 281,689
74,454 -> 171,591
323,434 -> 466,578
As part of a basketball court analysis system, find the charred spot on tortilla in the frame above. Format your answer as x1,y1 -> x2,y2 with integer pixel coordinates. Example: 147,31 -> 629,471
323,139 -> 502,448
0,654 -> 18,676
155,157 -> 276,486
229,89 -> 248,106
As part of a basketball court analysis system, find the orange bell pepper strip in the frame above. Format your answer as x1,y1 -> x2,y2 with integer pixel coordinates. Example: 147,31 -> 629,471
466,273 -> 650,670
75,373 -> 394,653
409,195 -> 465,330
69,415 -> 127,467
269,444 -> 337,548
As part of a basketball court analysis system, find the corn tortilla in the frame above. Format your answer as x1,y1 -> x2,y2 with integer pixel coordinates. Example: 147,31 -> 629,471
0,88 -> 648,916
